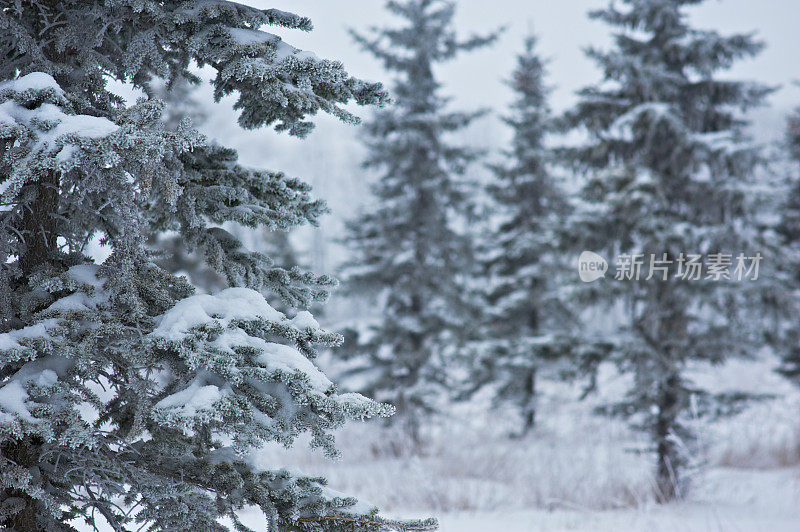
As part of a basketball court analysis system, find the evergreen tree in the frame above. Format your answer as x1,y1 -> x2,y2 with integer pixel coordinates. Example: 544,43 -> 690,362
342,0 -> 498,445
463,35 -> 571,436
0,2 -> 435,530
777,103 -> 800,383
561,0 -> 774,502
777,104 -> 800,254
789,105 -> 800,163
235,225 -> 308,314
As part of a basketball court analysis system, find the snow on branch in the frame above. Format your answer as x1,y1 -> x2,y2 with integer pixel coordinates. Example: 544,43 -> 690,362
149,288 -> 393,454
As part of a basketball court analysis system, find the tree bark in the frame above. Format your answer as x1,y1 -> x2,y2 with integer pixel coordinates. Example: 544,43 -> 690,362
654,372 -> 680,503
2,171 -> 60,530
522,368 -> 537,434
20,171 -> 59,276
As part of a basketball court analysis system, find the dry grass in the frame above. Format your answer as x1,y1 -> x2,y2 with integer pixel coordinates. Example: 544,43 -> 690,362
256,385 -> 657,513
708,395 -> 800,469
252,359 -> 800,514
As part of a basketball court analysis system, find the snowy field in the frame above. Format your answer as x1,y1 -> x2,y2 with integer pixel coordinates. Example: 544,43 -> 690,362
234,466 -> 799,531
235,467 -> 800,531
227,355 -> 800,531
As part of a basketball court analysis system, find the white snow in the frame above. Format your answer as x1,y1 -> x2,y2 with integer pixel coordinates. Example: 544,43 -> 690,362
67,264 -> 104,288
0,318 -> 59,351
44,108 -> 119,140
222,352 -> 800,531
44,264 -> 107,313
230,467 -> 800,531
155,373 -> 229,417
0,101 -> 118,147
0,75 -> 118,165
151,288 -> 331,392
607,102 -> 673,141
0,381 -> 35,422
228,27 -> 280,46
46,293 -> 91,312
0,356 -> 73,423
255,340 -> 331,391
290,310 -> 319,330
152,288 -> 334,414
209,328 -> 332,393
0,72 -> 64,94
429,483 -> 800,531
334,392 -> 379,412
10,356 -> 72,384
56,144 -> 77,162
692,130 -> 742,153
227,27 -> 318,62
152,287 -> 285,340
293,50 -> 318,61
206,446 -> 242,466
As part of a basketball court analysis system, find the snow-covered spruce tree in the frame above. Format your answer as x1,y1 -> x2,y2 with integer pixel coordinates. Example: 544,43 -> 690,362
342,0 -> 498,445
789,105 -> 800,164
560,0 -> 775,502
0,2 -> 437,531
461,35 -> 572,436
777,104 -> 800,384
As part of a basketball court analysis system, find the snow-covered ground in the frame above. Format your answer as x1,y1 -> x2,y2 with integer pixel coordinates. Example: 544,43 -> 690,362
235,467 -> 799,530
236,353 -> 800,531
78,354 -> 800,531
426,468 -> 800,531
235,464 -> 799,531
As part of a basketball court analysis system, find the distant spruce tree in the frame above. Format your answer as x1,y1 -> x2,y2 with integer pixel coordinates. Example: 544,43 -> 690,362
342,0 -> 498,445
561,0 -> 775,502
153,76 -> 208,131
777,104 -> 800,384
777,102 -> 800,261
462,35 -> 572,436
0,1 -> 437,530
149,76 -> 225,293
789,105 -> 800,163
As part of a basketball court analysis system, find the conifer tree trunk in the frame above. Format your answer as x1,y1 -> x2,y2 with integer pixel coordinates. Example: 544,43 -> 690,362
1,168 -> 59,532
404,291 -> 425,450
20,172 -> 59,276
655,372 -> 680,502
7,11 -> 61,525
523,306 -> 540,434
522,368 -> 537,434
2,172 -> 59,531
19,0 -> 62,276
